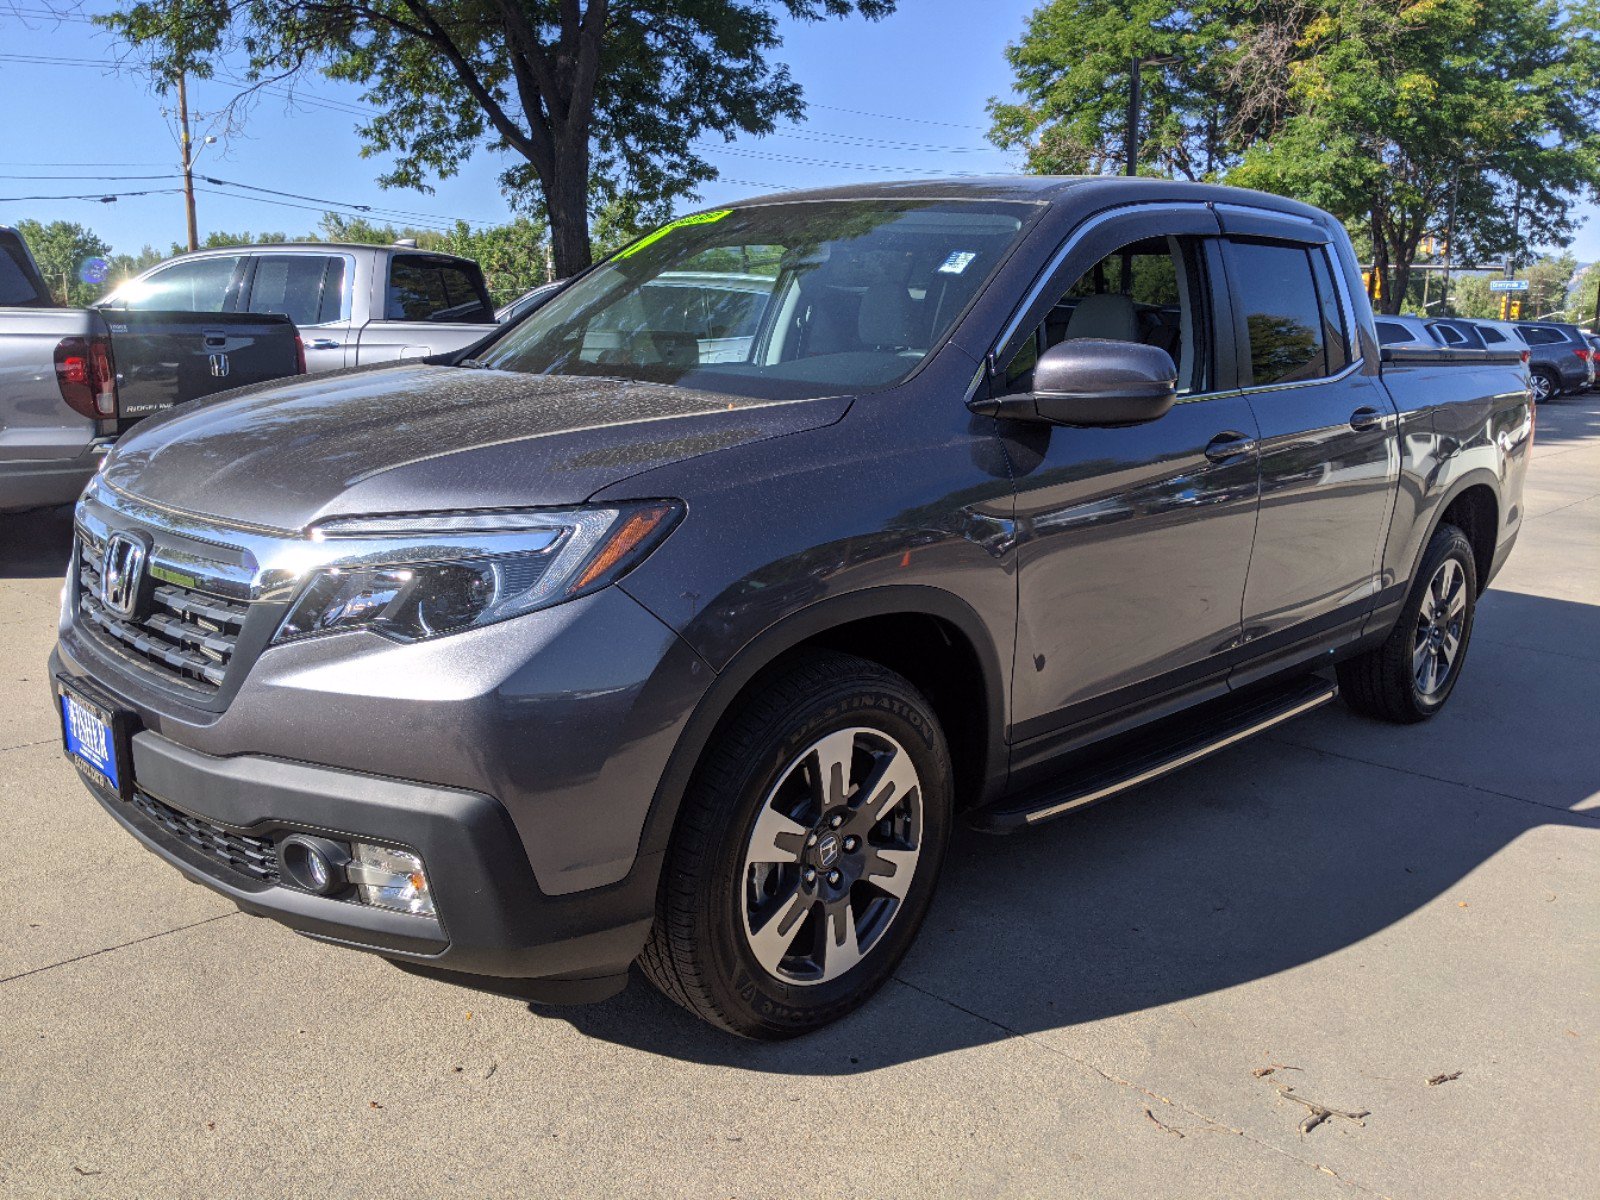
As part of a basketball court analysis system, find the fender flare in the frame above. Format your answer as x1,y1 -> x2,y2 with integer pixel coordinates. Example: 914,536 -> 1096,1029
631,584 -> 1010,864
1403,467 -> 1503,592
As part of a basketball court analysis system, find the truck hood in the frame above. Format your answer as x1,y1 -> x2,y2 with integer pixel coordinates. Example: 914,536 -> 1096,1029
102,363 -> 850,530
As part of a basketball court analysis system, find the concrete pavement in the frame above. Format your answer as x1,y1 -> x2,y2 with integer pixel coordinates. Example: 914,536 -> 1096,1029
2,399 -> 1596,1198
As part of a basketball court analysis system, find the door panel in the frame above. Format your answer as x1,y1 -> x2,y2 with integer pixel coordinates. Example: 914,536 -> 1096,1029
1007,394 -> 1262,739
993,210 -> 1262,742
1220,236 -> 1396,649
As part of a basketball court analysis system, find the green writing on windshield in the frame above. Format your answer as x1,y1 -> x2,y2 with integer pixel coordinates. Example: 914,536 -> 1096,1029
614,209 -> 735,260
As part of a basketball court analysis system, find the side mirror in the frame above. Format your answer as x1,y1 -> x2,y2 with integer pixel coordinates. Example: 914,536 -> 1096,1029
1030,338 -> 1178,426
973,338 -> 1178,426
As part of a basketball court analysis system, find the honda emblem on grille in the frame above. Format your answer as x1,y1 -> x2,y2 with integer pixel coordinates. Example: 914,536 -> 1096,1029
208,352 -> 230,377
100,531 -> 149,619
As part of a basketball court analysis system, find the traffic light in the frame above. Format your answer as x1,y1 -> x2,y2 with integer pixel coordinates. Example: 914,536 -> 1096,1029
1510,299 -> 1522,320
1363,270 -> 1384,301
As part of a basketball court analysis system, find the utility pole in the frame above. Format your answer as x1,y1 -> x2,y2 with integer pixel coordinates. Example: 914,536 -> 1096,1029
177,71 -> 198,253
1124,54 -> 1181,178
1441,168 -> 1459,316
1125,57 -> 1142,177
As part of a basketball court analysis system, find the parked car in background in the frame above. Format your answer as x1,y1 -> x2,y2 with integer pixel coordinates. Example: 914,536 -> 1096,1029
1585,333 -> 1600,388
1464,318 -> 1529,354
100,242 -> 497,373
495,280 -> 563,325
1373,314 -> 1443,349
1512,320 -> 1592,401
1429,317 -> 1491,350
0,225 -> 304,512
54,179 -> 1534,1036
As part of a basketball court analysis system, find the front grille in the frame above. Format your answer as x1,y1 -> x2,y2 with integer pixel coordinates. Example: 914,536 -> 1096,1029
77,531 -> 250,692
129,791 -> 280,883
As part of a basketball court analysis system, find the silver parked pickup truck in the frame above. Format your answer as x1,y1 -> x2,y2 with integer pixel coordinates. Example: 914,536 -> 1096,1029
99,242 -> 497,373
1,226 -> 303,512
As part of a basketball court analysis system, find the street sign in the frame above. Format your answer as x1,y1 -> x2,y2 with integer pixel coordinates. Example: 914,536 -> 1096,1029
1490,279 -> 1530,292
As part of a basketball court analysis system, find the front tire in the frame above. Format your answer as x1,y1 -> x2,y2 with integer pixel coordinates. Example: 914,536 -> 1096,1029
1337,523 -> 1478,723
639,651 -> 952,1038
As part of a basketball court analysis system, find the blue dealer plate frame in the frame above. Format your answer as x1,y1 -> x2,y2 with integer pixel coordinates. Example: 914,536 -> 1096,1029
57,676 -> 133,800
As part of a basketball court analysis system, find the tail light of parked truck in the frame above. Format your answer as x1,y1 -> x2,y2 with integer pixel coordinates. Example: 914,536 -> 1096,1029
295,333 -> 307,375
53,334 -> 117,419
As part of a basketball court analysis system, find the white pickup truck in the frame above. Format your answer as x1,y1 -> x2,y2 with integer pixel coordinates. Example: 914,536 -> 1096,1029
100,241 -> 499,373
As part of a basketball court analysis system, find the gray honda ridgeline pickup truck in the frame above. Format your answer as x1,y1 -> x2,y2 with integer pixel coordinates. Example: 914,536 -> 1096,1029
52,178 -> 1532,1038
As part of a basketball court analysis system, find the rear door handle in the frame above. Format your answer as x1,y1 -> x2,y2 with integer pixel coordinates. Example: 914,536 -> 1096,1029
1350,406 -> 1384,432
1204,431 -> 1258,463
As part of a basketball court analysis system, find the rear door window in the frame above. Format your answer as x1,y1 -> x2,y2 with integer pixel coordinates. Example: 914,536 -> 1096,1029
1224,240 -> 1327,385
385,255 -> 494,323
109,256 -> 242,311
246,255 -> 346,326
1478,326 -> 1506,344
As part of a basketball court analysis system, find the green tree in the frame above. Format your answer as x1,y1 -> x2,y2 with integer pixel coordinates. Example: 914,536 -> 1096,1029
102,0 -> 894,278
989,0 -> 1600,314
15,220 -> 113,305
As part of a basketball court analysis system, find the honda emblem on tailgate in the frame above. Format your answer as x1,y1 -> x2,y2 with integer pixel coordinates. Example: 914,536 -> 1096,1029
100,531 -> 148,619
208,352 -> 230,377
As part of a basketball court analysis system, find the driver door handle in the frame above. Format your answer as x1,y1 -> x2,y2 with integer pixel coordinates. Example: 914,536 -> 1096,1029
305,338 -> 341,351
1204,431 -> 1258,463
1349,406 -> 1384,431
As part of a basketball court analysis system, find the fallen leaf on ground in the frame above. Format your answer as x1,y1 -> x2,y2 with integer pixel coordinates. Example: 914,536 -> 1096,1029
1426,1071 -> 1462,1086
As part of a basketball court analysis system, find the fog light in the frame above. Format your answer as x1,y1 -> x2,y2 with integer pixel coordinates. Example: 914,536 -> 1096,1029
279,835 -> 351,896
349,842 -> 434,917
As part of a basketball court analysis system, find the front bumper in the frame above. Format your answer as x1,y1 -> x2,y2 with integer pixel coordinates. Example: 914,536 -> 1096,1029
66,714 -> 659,995
51,575 -> 716,996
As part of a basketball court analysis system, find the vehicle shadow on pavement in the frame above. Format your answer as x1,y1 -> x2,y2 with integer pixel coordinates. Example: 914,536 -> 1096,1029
0,504 -> 74,579
548,592 -> 1600,1071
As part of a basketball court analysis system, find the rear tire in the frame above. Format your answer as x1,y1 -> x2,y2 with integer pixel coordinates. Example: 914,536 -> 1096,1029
638,651 -> 952,1038
1338,523 -> 1478,724
1530,368 -> 1557,404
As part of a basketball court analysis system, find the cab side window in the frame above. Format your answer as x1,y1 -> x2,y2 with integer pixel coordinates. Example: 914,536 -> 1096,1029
246,255 -> 346,327
109,256 -> 242,312
1003,235 -> 1209,395
1223,240 -> 1329,386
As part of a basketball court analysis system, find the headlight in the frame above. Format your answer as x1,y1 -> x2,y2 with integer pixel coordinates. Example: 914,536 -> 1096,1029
272,501 -> 681,645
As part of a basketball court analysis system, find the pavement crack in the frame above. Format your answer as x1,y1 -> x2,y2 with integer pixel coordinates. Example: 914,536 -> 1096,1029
0,737 -> 59,754
0,913 -> 239,985
890,975 -> 1384,1196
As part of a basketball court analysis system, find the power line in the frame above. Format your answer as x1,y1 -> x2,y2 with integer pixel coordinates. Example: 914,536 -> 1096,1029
806,103 -> 987,131
0,188 -> 183,202
695,144 -> 988,177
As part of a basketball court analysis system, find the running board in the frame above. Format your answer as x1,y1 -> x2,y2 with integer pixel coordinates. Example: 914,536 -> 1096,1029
972,677 -> 1338,833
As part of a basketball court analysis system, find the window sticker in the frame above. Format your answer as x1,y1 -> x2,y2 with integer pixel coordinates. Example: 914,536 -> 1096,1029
615,209 -> 736,260
937,250 -> 978,275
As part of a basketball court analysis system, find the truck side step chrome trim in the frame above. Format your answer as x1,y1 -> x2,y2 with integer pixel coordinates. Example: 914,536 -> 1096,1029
973,677 -> 1338,832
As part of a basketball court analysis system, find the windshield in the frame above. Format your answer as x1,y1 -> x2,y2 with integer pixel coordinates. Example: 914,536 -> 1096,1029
475,199 -> 1035,399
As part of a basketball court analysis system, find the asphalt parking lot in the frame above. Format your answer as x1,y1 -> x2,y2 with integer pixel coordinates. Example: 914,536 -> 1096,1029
2,399 -> 1596,1199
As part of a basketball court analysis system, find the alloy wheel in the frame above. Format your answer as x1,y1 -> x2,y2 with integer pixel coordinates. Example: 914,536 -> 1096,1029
1413,557 -> 1468,696
739,727 -> 923,986
1531,373 -> 1553,403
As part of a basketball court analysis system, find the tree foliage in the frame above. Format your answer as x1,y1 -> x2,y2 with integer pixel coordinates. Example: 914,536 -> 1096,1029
101,0 -> 894,277
15,220 -> 113,306
990,0 -> 1600,313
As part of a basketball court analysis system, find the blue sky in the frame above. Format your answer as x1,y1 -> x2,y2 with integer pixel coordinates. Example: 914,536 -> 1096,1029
1,0 -> 1595,263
